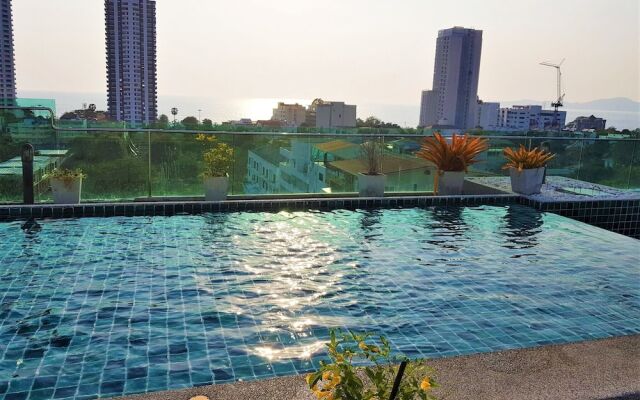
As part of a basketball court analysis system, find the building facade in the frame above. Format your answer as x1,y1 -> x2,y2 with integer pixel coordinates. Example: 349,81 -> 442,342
476,100 -> 500,130
419,90 -> 438,128
271,102 -> 307,127
0,0 -> 16,104
105,0 -> 158,125
419,27 -> 483,129
315,101 -> 357,129
498,105 -> 567,131
566,115 -> 606,131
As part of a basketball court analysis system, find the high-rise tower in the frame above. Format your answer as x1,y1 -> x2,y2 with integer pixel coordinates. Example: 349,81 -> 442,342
419,27 -> 482,129
0,0 -> 16,104
105,0 -> 157,125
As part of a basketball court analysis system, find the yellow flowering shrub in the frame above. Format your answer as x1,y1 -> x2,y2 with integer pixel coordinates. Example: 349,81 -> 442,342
307,330 -> 438,400
196,133 -> 233,177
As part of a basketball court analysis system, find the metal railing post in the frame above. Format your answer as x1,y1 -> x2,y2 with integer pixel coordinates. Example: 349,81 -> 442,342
626,139 -> 637,190
21,144 -> 35,205
147,130 -> 152,198
576,139 -> 585,182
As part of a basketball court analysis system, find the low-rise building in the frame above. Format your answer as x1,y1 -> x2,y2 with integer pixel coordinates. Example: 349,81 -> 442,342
566,115 -> 606,131
498,105 -> 566,131
315,101 -> 357,129
272,103 -> 307,127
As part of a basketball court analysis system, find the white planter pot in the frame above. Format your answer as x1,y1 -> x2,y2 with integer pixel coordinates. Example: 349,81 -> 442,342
509,167 -> 545,195
51,177 -> 82,204
437,171 -> 465,195
204,175 -> 229,201
358,173 -> 386,197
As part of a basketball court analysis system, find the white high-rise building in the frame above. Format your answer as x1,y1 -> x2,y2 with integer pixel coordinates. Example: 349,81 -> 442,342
0,0 -> 16,104
419,27 -> 483,129
105,0 -> 158,125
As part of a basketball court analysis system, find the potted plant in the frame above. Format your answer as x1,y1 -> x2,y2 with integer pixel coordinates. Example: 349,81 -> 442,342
197,134 -> 234,201
417,132 -> 488,195
503,145 -> 555,195
49,168 -> 85,204
358,139 -> 386,197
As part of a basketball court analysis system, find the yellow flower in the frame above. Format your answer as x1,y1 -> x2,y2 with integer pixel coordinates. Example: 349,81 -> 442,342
335,354 -> 344,363
369,345 -> 380,353
313,389 -> 333,399
420,377 -> 432,391
306,373 -> 315,386
358,341 -> 368,351
322,371 -> 334,381
195,133 -> 206,141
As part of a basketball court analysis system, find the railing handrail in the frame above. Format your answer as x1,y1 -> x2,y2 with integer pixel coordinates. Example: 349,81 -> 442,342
2,105 -> 639,141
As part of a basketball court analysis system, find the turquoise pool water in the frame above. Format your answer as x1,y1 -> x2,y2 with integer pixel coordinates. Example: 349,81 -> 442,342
0,205 -> 638,399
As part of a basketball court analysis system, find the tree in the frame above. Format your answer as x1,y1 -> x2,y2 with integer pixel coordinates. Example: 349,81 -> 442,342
202,118 -> 213,128
357,116 -> 401,129
182,116 -> 199,130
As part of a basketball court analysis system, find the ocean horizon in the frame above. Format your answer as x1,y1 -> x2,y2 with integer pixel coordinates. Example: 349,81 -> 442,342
19,90 -> 640,130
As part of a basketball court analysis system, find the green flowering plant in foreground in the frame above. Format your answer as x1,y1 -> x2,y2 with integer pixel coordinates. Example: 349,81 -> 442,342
306,330 -> 438,400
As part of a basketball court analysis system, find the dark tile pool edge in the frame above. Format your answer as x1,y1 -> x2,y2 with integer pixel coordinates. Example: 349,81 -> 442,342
519,197 -> 640,239
1,194 -> 638,239
110,334 -> 640,400
0,194 -> 519,220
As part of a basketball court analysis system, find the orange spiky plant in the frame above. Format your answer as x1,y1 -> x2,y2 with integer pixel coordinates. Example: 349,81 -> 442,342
503,145 -> 555,172
417,132 -> 489,172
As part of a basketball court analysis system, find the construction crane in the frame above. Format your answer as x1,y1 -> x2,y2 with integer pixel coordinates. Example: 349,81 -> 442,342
540,59 -> 565,130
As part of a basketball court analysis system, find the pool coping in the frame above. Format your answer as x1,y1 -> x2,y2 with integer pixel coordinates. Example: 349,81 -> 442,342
0,193 -> 638,238
109,334 -> 640,400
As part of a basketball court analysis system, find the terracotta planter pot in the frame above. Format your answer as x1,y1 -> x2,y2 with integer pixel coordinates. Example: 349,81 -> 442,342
437,171 -> 465,195
51,177 -> 83,204
509,167 -> 545,195
358,173 -> 386,197
204,175 -> 229,201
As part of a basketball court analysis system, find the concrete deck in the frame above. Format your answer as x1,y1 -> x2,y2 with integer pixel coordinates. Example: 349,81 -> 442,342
114,335 -> 640,400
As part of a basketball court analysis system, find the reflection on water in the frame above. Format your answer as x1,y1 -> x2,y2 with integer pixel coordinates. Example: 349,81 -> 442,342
210,211 -> 349,360
501,205 -> 543,249
426,207 -> 469,251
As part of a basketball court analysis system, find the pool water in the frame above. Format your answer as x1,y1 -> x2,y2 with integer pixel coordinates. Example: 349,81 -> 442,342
0,205 -> 638,400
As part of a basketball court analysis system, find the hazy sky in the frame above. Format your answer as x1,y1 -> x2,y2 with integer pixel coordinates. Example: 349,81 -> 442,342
12,0 -> 640,115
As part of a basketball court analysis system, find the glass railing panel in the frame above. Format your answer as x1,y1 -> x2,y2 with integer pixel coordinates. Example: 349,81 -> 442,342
37,129 -> 151,203
306,134 -> 366,195
377,134 -> 434,193
0,107 -> 57,204
574,139 -> 637,190
147,131 -> 212,198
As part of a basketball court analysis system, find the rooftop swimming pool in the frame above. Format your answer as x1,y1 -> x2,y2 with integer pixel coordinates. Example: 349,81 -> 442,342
0,205 -> 638,400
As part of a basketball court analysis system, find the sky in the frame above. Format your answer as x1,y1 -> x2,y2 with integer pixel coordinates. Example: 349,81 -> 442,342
11,0 -> 640,123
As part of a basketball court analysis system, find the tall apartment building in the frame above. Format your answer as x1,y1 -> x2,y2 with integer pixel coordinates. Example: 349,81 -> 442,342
0,0 -> 16,104
271,102 -> 307,127
419,27 -> 483,129
105,0 -> 157,125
